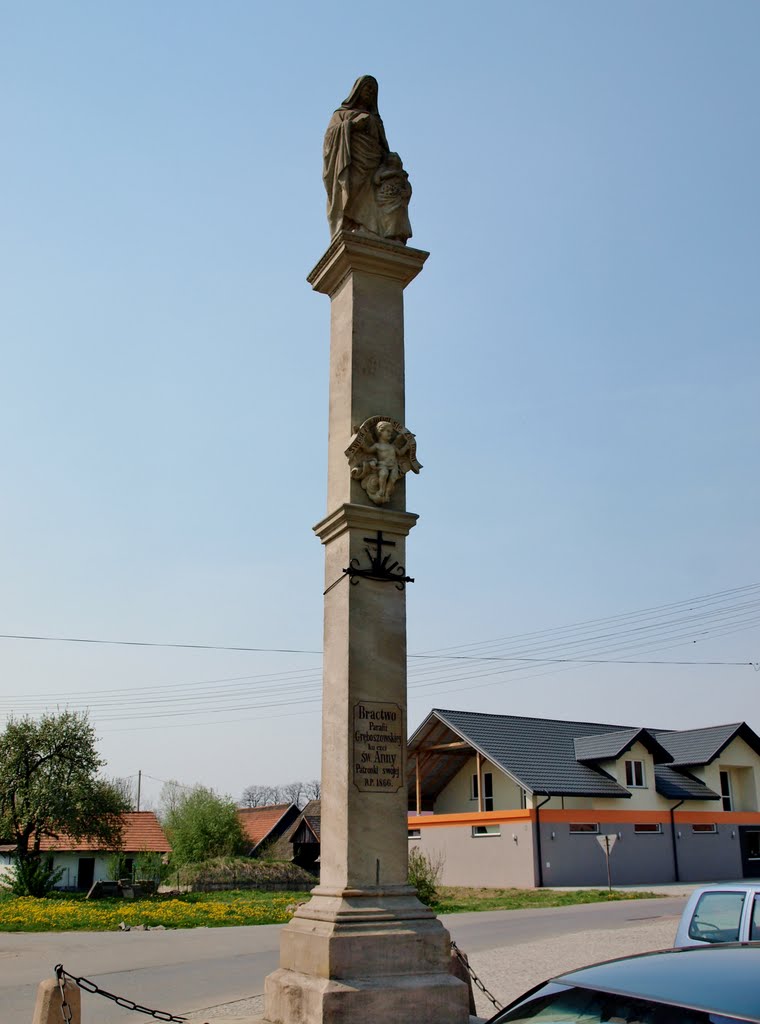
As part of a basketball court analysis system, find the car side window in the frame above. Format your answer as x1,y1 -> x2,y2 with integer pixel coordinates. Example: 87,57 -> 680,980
751,896 -> 760,941
688,892 -> 745,943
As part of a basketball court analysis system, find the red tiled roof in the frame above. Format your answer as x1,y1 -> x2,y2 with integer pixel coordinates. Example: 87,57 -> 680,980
38,812 -> 170,853
237,804 -> 294,847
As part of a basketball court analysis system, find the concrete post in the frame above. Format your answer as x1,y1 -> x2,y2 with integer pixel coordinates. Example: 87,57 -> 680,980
32,978 -> 81,1024
263,234 -> 469,1024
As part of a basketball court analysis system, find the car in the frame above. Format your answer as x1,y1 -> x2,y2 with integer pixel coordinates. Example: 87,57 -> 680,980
486,944 -> 760,1024
674,883 -> 760,946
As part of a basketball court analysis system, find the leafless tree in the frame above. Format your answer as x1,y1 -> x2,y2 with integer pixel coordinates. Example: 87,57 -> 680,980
282,781 -> 305,808
109,776 -> 136,810
158,779 -> 187,821
304,779 -> 321,801
240,784 -> 282,808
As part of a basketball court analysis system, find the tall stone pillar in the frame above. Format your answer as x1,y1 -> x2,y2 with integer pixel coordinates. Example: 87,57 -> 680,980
263,232 -> 469,1024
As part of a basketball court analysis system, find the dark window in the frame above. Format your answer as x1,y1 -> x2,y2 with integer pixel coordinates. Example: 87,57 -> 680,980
625,759 -> 645,787
483,772 -> 494,812
692,823 -> 718,834
471,825 -> 500,837
634,823 -> 662,834
569,823 -> 599,834
720,770 -> 733,812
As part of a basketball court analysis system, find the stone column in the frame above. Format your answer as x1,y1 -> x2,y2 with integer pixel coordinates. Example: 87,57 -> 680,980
264,233 -> 469,1024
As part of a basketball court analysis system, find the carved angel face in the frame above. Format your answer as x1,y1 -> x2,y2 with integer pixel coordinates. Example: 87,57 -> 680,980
376,422 -> 394,441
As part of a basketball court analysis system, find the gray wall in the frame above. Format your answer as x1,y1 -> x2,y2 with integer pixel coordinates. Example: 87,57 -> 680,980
414,819 -> 745,889
412,820 -> 535,888
674,824 -> 743,882
539,824 -> 677,887
539,822 -> 744,887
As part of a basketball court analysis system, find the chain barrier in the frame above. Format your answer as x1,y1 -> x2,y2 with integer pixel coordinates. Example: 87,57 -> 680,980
450,940 -> 503,1011
54,965 -> 187,1022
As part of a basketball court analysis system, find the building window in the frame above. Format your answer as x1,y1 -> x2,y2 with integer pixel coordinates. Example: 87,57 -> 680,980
719,770 -> 733,812
471,825 -> 500,837
471,771 -> 494,811
569,823 -> 599,834
407,829 -> 421,840
634,823 -> 663,834
625,760 -> 645,787
692,823 -> 718,834
520,788 -> 528,809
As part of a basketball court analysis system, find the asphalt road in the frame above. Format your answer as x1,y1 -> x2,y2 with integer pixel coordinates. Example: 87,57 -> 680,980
0,897 -> 686,1024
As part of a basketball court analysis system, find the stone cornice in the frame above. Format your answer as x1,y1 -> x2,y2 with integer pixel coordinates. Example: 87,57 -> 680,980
313,503 -> 419,545
308,232 -> 429,297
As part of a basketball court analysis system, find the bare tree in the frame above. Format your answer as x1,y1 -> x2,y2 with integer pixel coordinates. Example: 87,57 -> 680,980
241,784 -> 276,808
282,781 -> 305,808
304,779 -> 321,801
158,779 -> 186,821
109,776 -> 137,810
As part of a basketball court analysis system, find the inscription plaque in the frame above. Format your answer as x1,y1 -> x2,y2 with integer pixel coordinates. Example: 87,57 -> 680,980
353,700 -> 404,792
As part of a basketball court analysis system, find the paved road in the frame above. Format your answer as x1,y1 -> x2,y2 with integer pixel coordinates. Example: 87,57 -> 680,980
0,897 -> 686,1023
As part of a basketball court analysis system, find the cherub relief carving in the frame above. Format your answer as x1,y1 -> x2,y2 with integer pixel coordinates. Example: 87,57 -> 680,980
345,416 -> 422,505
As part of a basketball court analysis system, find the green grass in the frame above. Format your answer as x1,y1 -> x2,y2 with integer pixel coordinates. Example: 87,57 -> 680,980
433,886 -> 661,914
0,885 -> 660,932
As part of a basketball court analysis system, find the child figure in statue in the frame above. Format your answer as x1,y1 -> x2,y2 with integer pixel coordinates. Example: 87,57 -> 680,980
365,420 -> 409,502
374,153 -> 413,244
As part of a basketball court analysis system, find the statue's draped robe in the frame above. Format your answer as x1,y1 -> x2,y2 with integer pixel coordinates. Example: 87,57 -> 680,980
323,103 -> 389,237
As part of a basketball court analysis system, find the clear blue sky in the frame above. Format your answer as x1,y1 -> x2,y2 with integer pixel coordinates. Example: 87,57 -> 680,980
1,1 -> 758,807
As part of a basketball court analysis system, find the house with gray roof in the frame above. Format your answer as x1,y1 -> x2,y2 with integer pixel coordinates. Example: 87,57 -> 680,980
407,709 -> 760,888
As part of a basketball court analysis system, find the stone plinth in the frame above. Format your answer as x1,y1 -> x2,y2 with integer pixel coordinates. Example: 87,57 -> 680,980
263,234 -> 468,1024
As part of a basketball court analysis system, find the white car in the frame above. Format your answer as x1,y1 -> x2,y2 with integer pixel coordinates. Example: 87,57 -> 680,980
674,883 -> 760,946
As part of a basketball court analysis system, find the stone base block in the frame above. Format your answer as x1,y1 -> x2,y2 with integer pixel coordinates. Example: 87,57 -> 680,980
264,969 -> 469,1024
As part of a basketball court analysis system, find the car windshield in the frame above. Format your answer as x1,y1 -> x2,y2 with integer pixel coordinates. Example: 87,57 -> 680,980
497,984 -> 750,1024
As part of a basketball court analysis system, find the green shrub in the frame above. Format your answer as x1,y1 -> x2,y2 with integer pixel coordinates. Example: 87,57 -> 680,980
105,852 -> 130,882
408,847 -> 444,907
134,851 -> 168,884
3,856 -> 63,897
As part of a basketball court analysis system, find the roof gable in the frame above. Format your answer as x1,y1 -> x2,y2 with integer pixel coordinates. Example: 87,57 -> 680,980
237,803 -> 298,850
574,728 -> 673,764
655,723 -> 760,766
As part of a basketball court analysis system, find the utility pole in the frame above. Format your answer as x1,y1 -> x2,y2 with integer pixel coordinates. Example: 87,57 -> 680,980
136,770 -> 141,812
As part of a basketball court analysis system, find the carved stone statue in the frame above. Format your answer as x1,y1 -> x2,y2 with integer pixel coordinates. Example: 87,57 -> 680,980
345,416 -> 422,505
323,76 -> 413,244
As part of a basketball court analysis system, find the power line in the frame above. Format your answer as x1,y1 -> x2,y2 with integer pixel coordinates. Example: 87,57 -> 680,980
1,581 -> 758,660
0,583 -> 757,725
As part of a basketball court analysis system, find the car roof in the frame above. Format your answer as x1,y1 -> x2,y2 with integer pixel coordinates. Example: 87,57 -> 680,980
554,944 -> 760,1021
690,882 -> 760,892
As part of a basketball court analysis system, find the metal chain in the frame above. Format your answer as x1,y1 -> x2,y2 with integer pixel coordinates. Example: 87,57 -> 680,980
55,965 -> 187,1022
56,967 -> 73,1024
451,940 -> 503,1011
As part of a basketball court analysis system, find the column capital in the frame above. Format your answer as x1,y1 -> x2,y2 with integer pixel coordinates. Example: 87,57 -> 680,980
308,232 -> 429,297
313,503 -> 418,545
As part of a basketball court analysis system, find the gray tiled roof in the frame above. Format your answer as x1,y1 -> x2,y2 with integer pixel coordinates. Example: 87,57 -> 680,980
654,765 -> 720,801
654,724 -> 745,766
430,709 -> 632,798
574,728 -> 649,762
